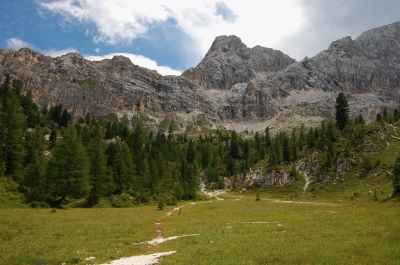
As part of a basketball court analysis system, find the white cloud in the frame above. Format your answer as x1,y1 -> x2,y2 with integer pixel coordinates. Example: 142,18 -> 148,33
94,48 -> 100,53
84,53 -> 182,76
38,0 -> 303,65
85,28 -> 89,36
43,47 -> 78,57
6,38 -> 32,49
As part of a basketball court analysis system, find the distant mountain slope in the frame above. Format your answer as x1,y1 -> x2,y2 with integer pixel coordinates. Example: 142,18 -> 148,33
0,22 -> 399,129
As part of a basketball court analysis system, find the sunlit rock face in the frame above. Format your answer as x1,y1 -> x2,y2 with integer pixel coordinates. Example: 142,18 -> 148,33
1,22 -> 399,127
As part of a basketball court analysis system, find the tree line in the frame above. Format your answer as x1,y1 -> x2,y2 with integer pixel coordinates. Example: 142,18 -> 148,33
1,77 -> 399,207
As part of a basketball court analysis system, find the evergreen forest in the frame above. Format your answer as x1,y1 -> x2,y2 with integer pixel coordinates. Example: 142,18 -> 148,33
1,74 -> 399,208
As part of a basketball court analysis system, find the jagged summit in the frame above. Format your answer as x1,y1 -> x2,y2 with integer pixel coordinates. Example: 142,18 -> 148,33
205,35 -> 247,56
1,22 -> 400,131
182,35 -> 296,90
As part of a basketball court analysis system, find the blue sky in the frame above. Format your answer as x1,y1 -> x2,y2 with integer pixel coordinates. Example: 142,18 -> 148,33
1,0 -> 399,75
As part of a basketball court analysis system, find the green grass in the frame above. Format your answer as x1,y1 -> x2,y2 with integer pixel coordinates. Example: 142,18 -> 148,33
160,196 -> 400,265
98,113 -> 119,123
0,207 -> 165,265
0,177 -> 26,208
0,195 -> 398,265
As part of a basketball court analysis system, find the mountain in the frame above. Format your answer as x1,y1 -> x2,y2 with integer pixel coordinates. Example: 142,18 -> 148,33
1,22 -> 400,131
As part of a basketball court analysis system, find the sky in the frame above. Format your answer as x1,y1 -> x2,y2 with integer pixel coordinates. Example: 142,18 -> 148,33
1,0 -> 399,76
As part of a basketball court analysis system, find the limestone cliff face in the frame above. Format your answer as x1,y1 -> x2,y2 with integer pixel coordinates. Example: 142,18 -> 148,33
0,48 -> 215,120
183,22 -> 400,123
182,35 -> 296,90
0,22 -> 399,127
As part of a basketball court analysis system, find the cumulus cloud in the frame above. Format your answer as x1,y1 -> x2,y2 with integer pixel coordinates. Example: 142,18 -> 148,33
84,53 -> 182,76
6,38 -> 32,49
43,47 -> 78,57
37,0 -> 399,65
277,0 -> 400,60
38,0 -> 302,65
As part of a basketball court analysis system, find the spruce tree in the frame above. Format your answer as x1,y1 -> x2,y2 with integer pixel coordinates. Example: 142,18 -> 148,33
229,131 -> 240,159
86,125 -> 109,207
282,136 -> 291,162
0,93 -> 26,178
187,139 -> 196,163
112,142 -> 134,193
392,154 -> 400,193
47,126 -> 89,205
23,126 -> 47,201
335,92 -> 350,130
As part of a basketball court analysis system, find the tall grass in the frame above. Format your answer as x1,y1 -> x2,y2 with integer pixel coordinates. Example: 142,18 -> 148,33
0,195 -> 399,264
0,207 -> 163,265
160,196 -> 400,265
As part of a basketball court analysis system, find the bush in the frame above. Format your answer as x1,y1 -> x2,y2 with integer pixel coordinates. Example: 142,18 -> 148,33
40,201 -> 50,208
255,192 -> 260,201
363,157 -> 373,171
158,198 -> 165,210
30,201 -> 40,208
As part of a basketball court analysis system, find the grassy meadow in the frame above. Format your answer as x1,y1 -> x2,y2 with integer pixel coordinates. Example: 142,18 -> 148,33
0,193 -> 399,265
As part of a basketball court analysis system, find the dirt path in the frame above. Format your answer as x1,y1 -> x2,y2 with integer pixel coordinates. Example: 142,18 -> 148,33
303,173 -> 311,192
100,204 -> 201,264
99,251 -> 177,265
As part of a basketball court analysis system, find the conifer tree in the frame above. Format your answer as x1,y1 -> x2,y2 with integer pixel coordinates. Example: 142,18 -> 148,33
86,125 -> 109,206
49,127 -> 58,148
282,136 -> 291,162
392,154 -> 400,193
229,131 -> 240,159
47,126 -> 89,205
112,142 -> 134,193
0,92 -> 26,178
307,127 -> 316,148
187,139 -> 196,163
335,92 -> 350,130
23,126 -> 47,201
265,127 -> 272,147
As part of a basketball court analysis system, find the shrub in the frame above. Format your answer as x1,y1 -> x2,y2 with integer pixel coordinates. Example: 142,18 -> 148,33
30,201 -> 40,208
158,198 -> 165,210
255,192 -> 260,201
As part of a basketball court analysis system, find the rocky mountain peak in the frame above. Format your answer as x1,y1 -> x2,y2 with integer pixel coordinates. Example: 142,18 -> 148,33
182,35 -> 295,90
205,35 -> 247,56
1,22 -> 400,131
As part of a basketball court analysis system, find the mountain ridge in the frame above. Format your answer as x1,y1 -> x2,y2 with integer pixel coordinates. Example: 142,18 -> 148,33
1,22 -> 400,131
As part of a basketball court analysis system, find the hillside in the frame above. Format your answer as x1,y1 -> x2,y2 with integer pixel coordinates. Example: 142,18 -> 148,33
0,22 -> 399,132
0,73 -> 399,208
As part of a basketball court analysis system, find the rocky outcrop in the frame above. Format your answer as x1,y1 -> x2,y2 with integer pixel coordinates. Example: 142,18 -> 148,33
0,48 -> 216,120
183,22 -> 400,123
182,35 -> 296,90
0,22 -> 399,127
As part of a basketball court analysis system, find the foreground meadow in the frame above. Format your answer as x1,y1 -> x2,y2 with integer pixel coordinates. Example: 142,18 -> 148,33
0,194 -> 399,264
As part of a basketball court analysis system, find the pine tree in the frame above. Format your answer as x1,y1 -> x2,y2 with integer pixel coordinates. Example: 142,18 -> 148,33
335,92 -> 350,130
187,139 -> 196,164
23,126 -> 47,201
282,136 -> 291,162
112,142 -> 134,193
265,127 -> 272,147
0,93 -> 26,178
229,131 -> 240,159
86,125 -> 109,207
60,109 -> 70,128
392,154 -> 400,193
376,113 -> 383,122
47,126 -> 89,205
307,127 -> 316,148
49,127 -> 58,148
